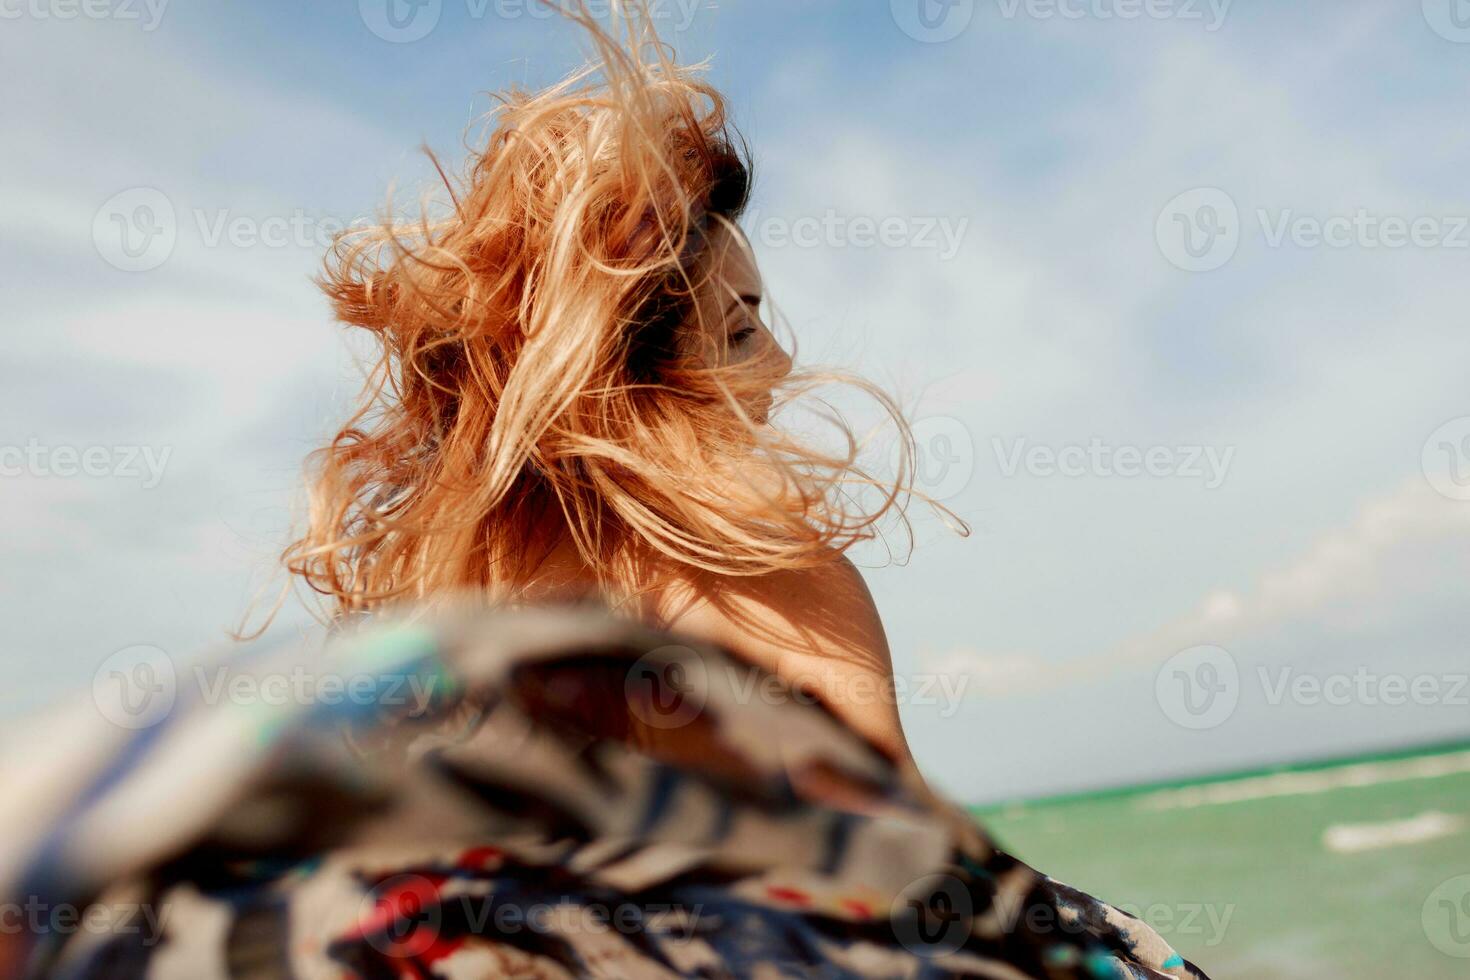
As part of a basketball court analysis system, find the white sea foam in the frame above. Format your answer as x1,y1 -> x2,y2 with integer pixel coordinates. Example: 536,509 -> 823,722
1321,811 -> 1465,853
1134,750 -> 1470,811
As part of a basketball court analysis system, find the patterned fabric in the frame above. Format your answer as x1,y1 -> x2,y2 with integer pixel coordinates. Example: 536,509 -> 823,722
0,605 -> 1210,979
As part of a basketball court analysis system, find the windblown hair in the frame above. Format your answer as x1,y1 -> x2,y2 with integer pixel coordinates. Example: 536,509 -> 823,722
283,5 -> 929,621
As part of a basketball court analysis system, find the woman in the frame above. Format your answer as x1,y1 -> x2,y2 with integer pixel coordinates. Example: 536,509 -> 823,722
0,10 -> 1208,978
285,8 -> 942,770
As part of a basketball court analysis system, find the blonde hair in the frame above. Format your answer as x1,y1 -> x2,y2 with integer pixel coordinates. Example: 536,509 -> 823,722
282,4 -> 937,621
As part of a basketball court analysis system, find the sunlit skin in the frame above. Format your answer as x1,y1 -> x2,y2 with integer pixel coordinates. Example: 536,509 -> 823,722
659,225 -> 913,768
524,222 -> 915,770
687,222 -> 791,424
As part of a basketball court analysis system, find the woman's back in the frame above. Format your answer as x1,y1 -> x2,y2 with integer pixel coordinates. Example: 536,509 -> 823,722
513,526 -> 912,764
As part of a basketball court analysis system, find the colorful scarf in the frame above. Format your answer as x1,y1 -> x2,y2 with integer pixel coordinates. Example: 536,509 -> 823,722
0,605 -> 1209,979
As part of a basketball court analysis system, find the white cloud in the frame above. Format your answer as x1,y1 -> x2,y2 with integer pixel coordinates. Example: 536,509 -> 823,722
924,478 -> 1470,697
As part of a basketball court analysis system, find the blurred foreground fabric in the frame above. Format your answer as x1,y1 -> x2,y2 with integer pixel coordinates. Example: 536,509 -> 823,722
0,606 -> 1209,979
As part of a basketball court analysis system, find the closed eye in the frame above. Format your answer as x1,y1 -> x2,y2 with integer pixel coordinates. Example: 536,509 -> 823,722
724,292 -> 763,347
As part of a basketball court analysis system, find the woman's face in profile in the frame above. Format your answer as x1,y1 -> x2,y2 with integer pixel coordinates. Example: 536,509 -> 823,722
690,223 -> 792,423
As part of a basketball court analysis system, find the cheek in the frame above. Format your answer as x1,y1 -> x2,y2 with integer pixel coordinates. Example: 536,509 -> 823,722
684,319 -> 723,367
727,338 -> 757,366
748,327 -> 785,370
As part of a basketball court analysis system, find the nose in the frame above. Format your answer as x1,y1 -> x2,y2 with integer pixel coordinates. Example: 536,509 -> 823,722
768,335 -> 793,381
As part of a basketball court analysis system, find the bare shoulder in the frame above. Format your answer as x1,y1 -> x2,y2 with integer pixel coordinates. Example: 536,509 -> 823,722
655,552 -> 888,665
651,551 -> 909,760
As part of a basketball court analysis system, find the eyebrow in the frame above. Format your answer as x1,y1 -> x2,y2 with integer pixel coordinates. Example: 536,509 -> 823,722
723,292 -> 763,317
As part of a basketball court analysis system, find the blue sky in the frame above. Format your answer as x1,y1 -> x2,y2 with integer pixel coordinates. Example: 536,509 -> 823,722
3,0 -> 1469,802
